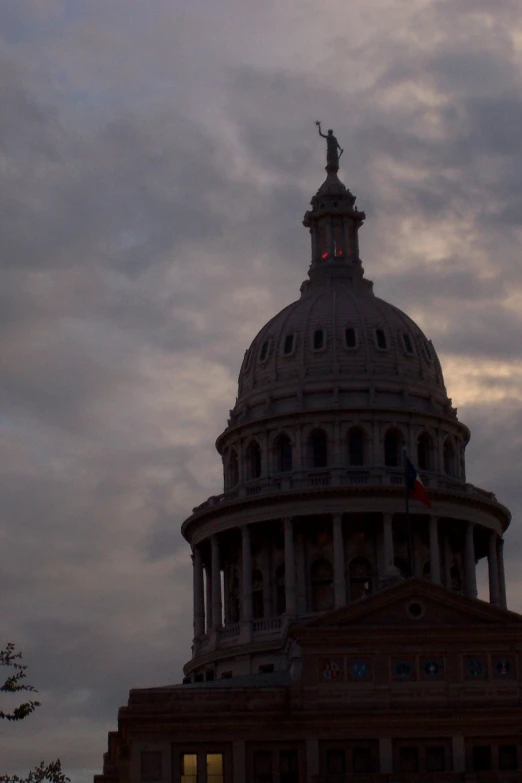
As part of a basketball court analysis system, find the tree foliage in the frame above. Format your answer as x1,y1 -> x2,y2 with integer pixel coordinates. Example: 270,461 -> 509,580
1,644 -> 70,783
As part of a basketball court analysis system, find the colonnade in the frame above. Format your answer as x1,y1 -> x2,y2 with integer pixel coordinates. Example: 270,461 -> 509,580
191,516 -> 507,640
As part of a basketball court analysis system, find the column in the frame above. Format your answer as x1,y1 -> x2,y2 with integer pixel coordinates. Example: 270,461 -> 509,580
241,525 -> 253,622
205,564 -> 212,632
488,531 -> 500,606
305,738 -> 319,783
464,522 -> 477,598
452,736 -> 466,772
284,517 -> 297,614
429,516 -> 441,584
382,513 -> 395,575
497,537 -> 507,609
333,513 -> 346,607
193,546 -> 205,637
232,740 -> 246,783
211,535 -> 222,629
379,738 -> 393,774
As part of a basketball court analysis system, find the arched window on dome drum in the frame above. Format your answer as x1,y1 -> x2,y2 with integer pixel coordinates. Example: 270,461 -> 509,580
252,569 -> 264,620
227,449 -> 239,488
417,433 -> 433,471
450,564 -> 462,592
345,327 -> 357,349
394,557 -> 411,578
348,428 -> 365,466
311,558 -> 334,612
283,333 -> 294,355
245,441 -> 262,480
274,434 -> 292,473
384,429 -> 403,468
309,429 -> 328,469
275,564 -> 285,615
349,557 -> 372,600
443,439 -> 456,477
313,328 -> 325,350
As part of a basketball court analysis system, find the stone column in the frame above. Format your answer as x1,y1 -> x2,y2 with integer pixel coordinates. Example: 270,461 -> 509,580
284,517 -> 297,614
497,537 -> 507,609
379,738 -> 393,774
332,513 -> 346,607
232,740 -> 246,783
488,531 -> 500,606
305,738 -> 319,782
382,513 -> 395,575
452,736 -> 466,773
464,522 -> 477,598
193,545 -> 205,637
205,563 -> 212,632
241,525 -> 253,622
211,535 -> 222,629
429,516 -> 441,584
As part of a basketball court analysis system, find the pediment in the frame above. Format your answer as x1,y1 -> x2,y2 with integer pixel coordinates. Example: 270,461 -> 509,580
299,579 -> 522,630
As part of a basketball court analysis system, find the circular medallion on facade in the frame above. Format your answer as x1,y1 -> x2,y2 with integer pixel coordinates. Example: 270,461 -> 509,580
496,658 -> 511,676
351,661 -> 369,680
321,661 -> 341,681
395,661 -> 413,679
468,658 -> 484,677
424,660 -> 440,677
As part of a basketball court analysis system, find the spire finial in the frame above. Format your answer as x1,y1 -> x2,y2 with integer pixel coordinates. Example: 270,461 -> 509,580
315,121 -> 344,172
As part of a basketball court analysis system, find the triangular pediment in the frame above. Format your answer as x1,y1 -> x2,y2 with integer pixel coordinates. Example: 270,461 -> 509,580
297,579 -> 522,630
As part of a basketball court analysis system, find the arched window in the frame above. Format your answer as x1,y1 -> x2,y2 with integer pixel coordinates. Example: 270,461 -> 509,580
349,558 -> 372,600
348,428 -> 365,466
274,434 -> 292,473
227,449 -> 239,488
394,557 -> 411,578
384,429 -> 403,467
309,429 -> 328,468
443,439 -> 456,476
311,559 -> 334,612
417,433 -> 433,471
252,569 -> 264,619
245,441 -> 262,480
275,564 -> 286,615
450,564 -> 462,592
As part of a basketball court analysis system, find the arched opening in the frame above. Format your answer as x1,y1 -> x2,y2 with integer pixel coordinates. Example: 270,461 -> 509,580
274,434 -> 292,473
394,557 -> 411,578
252,569 -> 264,619
311,558 -> 334,612
417,433 -> 433,471
348,427 -> 365,466
450,564 -> 462,592
227,449 -> 239,488
384,429 -> 403,467
443,439 -> 456,477
349,557 -> 372,600
309,429 -> 328,469
245,441 -> 262,480
275,564 -> 286,615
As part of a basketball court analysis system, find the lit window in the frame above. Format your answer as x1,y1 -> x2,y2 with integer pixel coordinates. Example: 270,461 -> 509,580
206,753 -> 224,783
141,752 -> 162,782
375,329 -> 387,350
345,327 -> 357,348
259,341 -> 269,362
180,754 -> 197,783
283,334 -> 294,355
313,329 -> 325,350
402,333 -> 414,354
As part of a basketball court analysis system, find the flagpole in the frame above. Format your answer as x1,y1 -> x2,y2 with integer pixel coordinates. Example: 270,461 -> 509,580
403,448 -> 413,578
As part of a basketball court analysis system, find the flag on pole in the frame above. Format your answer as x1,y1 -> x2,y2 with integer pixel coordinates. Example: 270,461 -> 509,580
405,456 -> 432,508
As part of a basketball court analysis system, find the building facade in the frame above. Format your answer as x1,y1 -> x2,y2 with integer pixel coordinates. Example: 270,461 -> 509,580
95,138 -> 520,783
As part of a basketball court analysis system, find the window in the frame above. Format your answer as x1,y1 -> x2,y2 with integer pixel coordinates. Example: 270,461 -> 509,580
426,747 -> 446,772
246,441 -> 262,480
345,327 -> 357,348
417,432 -> 432,470
311,559 -> 334,612
327,749 -> 345,774
220,671 -> 232,679
353,747 -> 373,773
384,429 -> 402,467
402,333 -> 414,354
180,754 -> 196,783
252,569 -> 264,619
473,746 -> 492,772
399,747 -> 419,773
375,328 -> 387,350
141,752 -> 162,782
349,558 -> 372,600
313,328 -> 325,350
276,564 -> 286,614
394,557 -> 412,578
499,745 -> 518,771
274,434 -> 292,473
283,334 -> 294,355
280,750 -> 299,783
310,429 -> 328,468
205,670 -> 214,681
253,750 -> 272,783
348,428 -> 365,466
258,663 -> 274,674
259,340 -> 270,362
206,753 -> 223,783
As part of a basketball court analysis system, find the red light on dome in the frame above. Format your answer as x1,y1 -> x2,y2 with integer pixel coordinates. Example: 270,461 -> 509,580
336,250 -> 344,257
321,252 -> 328,259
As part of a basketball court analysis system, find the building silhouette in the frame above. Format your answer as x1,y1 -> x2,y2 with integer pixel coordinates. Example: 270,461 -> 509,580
96,139 -> 521,783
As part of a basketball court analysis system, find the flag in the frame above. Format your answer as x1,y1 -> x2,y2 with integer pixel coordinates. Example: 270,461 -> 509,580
405,456 -> 432,508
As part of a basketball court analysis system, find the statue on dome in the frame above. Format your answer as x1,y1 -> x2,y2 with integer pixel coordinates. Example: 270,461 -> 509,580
315,121 -> 343,171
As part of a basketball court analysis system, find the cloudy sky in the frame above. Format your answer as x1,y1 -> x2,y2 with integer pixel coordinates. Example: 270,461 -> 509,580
2,0 -> 522,778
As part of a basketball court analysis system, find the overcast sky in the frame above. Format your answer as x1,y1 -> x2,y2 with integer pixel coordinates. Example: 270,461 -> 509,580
2,0 -> 522,779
